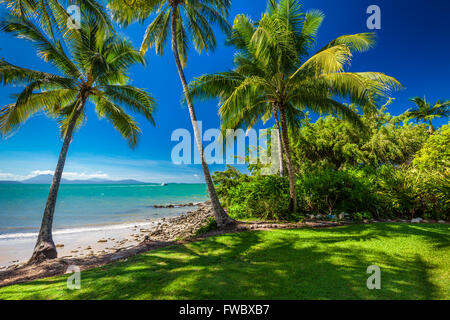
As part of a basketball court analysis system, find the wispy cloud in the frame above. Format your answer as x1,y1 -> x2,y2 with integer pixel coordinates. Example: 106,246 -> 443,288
0,170 -> 111,181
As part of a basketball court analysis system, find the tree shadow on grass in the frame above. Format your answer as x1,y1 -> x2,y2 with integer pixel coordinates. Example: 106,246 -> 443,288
2,224 -> 446,300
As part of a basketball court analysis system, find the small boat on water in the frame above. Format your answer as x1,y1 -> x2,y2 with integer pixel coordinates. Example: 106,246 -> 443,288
161,183 -> 167,186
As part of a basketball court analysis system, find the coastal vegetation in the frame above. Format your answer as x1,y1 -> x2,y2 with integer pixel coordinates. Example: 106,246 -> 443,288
0,223 -> 448,299
212,111 -> 449,222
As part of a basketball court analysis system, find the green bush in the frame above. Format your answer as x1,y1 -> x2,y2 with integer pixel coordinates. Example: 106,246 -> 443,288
413,124 -> 449,171
213,165 -> 449,222
374,165 -> 449,220
296,168 -> 377,217
213,167 -> 291,220
195,217 -> 218,236
227,175 -> 291,221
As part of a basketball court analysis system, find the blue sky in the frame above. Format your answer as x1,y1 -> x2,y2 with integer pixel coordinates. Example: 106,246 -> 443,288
0,0 -> 449,182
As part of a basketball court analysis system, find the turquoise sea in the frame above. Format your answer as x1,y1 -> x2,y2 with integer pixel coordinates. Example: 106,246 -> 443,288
0,183 -> 208,238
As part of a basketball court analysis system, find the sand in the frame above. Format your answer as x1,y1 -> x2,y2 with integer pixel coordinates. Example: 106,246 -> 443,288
0,220 -> 162,269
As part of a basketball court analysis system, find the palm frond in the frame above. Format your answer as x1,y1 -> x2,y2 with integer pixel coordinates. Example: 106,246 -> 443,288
93,95 -> 142,148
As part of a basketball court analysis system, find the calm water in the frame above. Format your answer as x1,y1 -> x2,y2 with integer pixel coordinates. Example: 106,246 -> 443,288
0,184 -> 208,237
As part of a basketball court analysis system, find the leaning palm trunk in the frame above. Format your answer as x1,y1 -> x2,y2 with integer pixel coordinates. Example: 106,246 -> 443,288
272,105 -> 284,177
170,9 -> 233,227
278,104 -> 297,213
29,99 -> 85,264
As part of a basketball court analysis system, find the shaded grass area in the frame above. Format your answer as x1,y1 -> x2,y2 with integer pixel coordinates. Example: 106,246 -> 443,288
0,223 -> 448,300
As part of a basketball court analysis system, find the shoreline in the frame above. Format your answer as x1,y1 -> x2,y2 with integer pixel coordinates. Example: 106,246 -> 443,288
0,202 -> 204,269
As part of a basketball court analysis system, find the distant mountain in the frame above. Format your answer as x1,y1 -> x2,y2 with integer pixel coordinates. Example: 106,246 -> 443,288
21,174 -> 56,184
64,178 -> 147,185
0,180 -> 22,184
18,174 -> 146,184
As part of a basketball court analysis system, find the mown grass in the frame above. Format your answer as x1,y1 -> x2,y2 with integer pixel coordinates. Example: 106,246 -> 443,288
0,223 -> 448,300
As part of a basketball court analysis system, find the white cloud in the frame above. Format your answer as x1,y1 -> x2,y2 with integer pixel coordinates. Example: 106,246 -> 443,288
62,171 -> 110,180
0,170 -> 110,181
30,170 -> 53,176
0,172 -> 18,180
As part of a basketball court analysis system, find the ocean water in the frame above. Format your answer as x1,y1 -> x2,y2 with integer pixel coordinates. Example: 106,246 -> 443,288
0,183 -> 208,239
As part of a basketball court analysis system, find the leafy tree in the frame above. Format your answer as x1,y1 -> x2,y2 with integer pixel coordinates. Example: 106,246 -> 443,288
404,97 -> 450,133
188,0 -> 401,212
290,108 -> 429,171
0,14 -> 155,263
108,0 -> 234,226
413,124 -> 449,171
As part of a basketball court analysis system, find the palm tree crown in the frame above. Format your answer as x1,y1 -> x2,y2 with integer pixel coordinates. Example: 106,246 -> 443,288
0,14 -> 155,144
108,0 -> 231,65
405,97 -> 449,133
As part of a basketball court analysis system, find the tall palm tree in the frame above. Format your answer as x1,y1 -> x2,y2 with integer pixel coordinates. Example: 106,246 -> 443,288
108,0 -> 234,226
188,0 -> 402,213
405,97 -> 449,133
0,14 -> 156,263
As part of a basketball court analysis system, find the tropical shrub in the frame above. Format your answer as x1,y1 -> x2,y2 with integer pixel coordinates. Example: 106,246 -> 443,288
291,110 -> 429,172
296,168 -> 377,217
373,165 -> 449,220
413,124 -> 449,171
213,168 -> 291,220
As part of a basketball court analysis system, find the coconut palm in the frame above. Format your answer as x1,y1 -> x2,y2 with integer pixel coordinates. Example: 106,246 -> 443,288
188,0 -> 402,213
108,0 -> 234,226
405,97 -> 449,133
0,14 -> 156,263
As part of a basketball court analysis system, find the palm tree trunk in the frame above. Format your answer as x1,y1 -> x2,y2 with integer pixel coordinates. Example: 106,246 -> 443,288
428,120 -> 435,134
278,104 -> 297,213
272,105 -> 284,177
170,7 -> 233,227
28,97 -> 86,264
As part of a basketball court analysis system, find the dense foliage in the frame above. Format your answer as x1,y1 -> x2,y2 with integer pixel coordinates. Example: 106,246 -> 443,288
213,113 -> 449,221
290,106 -> 429,171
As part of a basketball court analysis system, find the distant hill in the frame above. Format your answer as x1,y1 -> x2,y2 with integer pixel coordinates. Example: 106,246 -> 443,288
0,180 -> 22,184
12,174 -> 147,184
21,174 -> 56,184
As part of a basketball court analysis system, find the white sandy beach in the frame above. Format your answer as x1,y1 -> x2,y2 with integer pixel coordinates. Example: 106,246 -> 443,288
0,219 -> 165,269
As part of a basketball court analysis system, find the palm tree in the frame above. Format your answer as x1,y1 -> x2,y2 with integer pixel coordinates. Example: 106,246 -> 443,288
0,14 -> 156,263
188,0 -> 402,213
108,0 -> 234,226
405,97 -> 449,133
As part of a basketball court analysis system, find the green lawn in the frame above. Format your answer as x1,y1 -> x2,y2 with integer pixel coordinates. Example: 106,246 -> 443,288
0,223 -> 448,300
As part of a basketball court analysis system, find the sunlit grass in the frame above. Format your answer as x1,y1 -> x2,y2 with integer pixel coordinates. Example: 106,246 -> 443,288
0,223 -> 448,300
